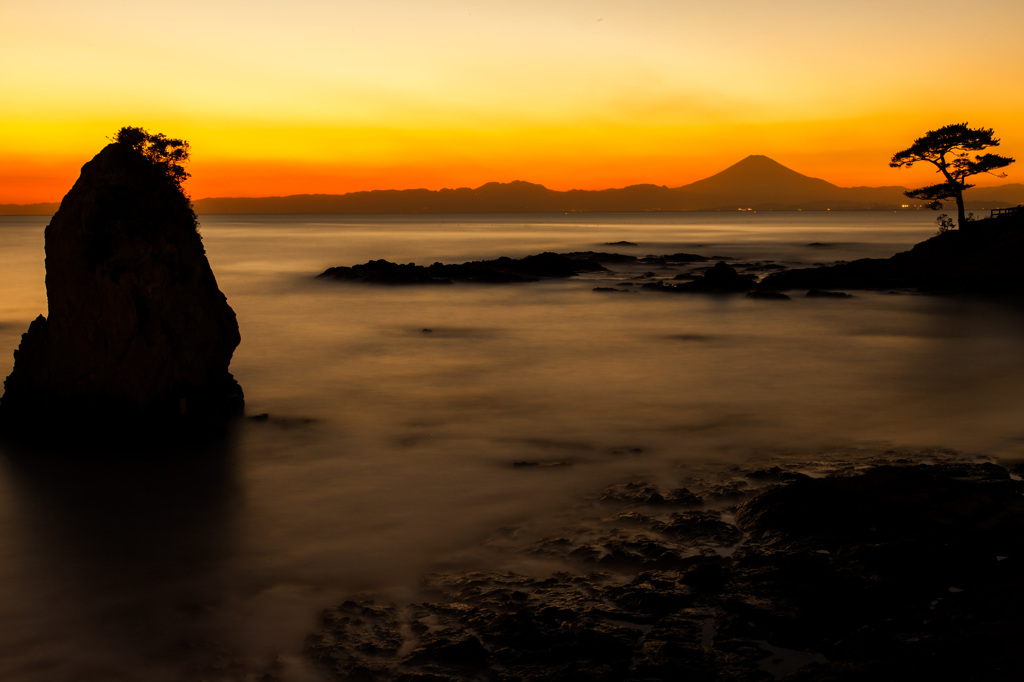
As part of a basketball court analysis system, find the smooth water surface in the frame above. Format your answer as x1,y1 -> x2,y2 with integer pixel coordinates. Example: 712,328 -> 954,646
1,212 -> 1022,680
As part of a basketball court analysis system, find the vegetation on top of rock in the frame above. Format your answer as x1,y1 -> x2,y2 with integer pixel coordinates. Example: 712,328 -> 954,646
113,125 -> 192,189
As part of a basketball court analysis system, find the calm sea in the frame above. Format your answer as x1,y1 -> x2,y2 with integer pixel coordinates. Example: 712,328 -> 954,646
1,211 -> 1022,680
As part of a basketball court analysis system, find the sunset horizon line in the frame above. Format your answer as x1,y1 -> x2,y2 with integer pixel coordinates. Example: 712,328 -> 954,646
6,152 -> 1019,209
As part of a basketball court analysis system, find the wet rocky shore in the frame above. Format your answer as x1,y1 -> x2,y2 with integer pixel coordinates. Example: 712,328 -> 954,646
304,452 -> 1024,681
318,213 -> 1024,295
301,215 -> 1024,680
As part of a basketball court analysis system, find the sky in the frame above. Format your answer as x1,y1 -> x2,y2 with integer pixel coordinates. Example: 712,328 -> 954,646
3,0 -> 1024,204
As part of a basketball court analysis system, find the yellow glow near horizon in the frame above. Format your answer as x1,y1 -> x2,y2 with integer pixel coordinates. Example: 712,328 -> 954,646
4,0 -> 1024,203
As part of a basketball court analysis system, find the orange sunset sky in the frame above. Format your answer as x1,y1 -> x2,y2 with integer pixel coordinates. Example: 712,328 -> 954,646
3,0 -> 1024,205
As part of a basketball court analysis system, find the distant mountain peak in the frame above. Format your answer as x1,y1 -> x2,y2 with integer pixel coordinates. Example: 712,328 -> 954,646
674,155 -> 841,206
476,180 -> 549,192
719,154 -> 819,178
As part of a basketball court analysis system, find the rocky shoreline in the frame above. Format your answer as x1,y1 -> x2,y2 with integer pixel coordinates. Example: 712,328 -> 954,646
318,213 -> 1024,296
317,252 -> 608,285
760,215 -> 1024,294
304,452 -> 1024,681
304,216 -> 1024,680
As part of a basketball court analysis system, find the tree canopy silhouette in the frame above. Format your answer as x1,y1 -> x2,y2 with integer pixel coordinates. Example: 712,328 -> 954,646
890,123 -> 1014,229
113,125 -> 191,187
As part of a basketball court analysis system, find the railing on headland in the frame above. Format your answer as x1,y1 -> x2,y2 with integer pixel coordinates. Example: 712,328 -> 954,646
990,205 -> 1024,219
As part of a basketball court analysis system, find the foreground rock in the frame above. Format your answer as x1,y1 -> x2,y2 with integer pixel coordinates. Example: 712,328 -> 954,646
318,252 -> 608,284
307,459 -> 1024,681
642,261 -> 758,293
760,214 -> 1024,293
1,128 -> 243,439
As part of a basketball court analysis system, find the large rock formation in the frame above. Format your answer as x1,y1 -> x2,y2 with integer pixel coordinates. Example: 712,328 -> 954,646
1,130 -> 243,438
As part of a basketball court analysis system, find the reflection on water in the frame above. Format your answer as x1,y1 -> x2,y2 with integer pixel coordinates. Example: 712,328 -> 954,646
0,436 -> 241,681
0,212 -> 1023,680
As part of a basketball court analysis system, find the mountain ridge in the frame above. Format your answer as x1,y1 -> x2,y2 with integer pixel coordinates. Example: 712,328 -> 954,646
3,156 -> 1022,215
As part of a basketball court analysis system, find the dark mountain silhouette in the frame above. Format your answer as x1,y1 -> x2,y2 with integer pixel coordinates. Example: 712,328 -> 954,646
186,156 -> 1021,213
4,156 -> 1022,215
962,183 -> 1024,206
0,201 -> 61,216
675,155 -> 842,206
669,155 -> 914,210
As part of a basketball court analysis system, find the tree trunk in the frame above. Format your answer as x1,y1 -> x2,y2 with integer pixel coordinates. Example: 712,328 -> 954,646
955,190 -> 967,229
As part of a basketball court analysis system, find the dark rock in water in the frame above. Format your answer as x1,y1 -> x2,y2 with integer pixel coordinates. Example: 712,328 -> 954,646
0,130 -> 243,439
806,289 -> 853,298
680,262 -> 757,292
734,462 -> 1019,544
744,466 -> 809,482
727,462 -> 1024,678
648,262 -> 758,293
762,216 -> 1024,293
319,259 -> 455,284
746,290 -> 790,300
318,252 -> 606,285
564,251 -> 638,264
641,252 -> 709,265
511,459 -> 572,468
654,510 -> 743,545
737,260 -> 786,272
600,481 -> 702,506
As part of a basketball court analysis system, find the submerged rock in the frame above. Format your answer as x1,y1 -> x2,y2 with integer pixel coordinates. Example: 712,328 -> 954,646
0,128 -> 243,438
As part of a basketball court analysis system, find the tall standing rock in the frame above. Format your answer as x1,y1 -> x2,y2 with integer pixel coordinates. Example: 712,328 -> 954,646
1,128 -> 243,438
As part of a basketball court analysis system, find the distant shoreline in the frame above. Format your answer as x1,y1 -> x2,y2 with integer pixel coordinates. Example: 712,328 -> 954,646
0,207 -> 984,218
6,155 -> 1022,216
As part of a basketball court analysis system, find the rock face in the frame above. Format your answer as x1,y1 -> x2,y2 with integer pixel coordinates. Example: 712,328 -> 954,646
1,137 -> 243,436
